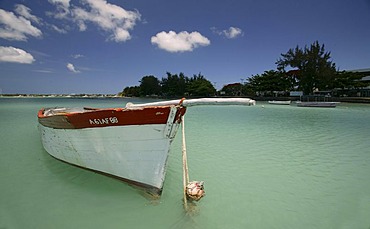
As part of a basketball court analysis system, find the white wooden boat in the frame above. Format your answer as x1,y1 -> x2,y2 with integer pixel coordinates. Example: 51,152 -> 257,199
268,100 -> 291,105
296,101 -> 339,108
38,98 -> 255,195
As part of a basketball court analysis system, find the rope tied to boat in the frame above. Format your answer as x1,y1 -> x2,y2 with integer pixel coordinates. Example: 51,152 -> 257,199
181,116 -> 205,210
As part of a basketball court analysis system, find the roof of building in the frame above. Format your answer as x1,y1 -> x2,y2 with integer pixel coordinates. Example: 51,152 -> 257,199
361,76 -> 370,81
348,68 -> 370,73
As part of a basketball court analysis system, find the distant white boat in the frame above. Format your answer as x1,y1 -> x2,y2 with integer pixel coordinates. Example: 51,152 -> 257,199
296,101 -> 339,108
268,100 -> 291,105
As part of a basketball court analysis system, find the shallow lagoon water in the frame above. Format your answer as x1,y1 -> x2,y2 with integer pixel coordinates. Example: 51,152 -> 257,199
1,98 -> 370,229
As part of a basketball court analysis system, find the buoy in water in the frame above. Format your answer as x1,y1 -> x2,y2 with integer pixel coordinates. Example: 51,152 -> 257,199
186,181 -> 205,201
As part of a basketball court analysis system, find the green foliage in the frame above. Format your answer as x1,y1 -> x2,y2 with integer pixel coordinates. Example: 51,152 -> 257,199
334,71 -> 369,89
121,86 -> 140,97
139,75 -> 161,96
246,70 -> 293,95
161,72 -> 187,96
276,41 -> 337,94
187,73 -> 216,96
220,83 -> 242,96
121,72 -> 216,97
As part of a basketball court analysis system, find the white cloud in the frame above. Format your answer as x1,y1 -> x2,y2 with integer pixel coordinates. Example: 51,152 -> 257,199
48,0 -> 141,42
33,69 -> 53,73
0,46 -> 35,64
0,8 -> 42,41
212,26 -> 243,39
67,63 -> 80,73
11,3 -> 68,35
14,4 -> 42,24
71,54 -> 84,59
151,31 -> 210,53
225,27 -> 243,39
49,0 -> 71,9
47,0 -> 71,19
110,28 -> 130,42
50,24 -> 67,34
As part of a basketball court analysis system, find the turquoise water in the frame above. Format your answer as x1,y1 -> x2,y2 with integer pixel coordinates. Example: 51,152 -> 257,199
1,98 -> 370,229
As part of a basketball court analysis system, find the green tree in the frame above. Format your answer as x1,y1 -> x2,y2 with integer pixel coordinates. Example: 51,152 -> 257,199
161,72 -> 187,96
334,71 -> 368,89
139,75 -> 161,96
276,41 -> 337,95
187,73 -> 216,96
245,70 -> 293,96
120,72 -> 217,97
221,83 -> 243,96
121,86 -> 140,97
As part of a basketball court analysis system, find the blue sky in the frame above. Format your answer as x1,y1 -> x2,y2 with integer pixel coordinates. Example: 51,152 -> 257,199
1,0 -> 370,94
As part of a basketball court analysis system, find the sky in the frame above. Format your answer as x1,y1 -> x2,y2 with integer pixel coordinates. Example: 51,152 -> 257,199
0,0 -> 370,94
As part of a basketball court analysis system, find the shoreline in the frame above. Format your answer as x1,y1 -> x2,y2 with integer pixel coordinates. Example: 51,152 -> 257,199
251,96 -> 370,104
1,94 -> 370,104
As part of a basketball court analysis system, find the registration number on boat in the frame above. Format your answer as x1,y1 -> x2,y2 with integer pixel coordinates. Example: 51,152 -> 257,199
89,117 -> 119,125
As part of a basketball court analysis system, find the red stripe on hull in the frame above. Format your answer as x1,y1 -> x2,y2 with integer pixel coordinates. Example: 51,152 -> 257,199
38,106 -> 186,129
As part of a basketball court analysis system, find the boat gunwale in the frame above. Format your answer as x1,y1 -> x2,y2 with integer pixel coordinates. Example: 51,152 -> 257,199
37,105 -> 178,118
38,105 -> 186,129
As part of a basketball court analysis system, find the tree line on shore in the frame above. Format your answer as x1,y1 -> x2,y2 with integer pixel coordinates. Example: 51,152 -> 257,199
120,41 -> 369,97
120,72 -> 216,97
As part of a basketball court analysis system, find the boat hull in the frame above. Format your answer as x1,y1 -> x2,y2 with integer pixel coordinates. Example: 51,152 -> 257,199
268,100 -> 291,105
296,102 -> 339,108
38,105 -> 186,194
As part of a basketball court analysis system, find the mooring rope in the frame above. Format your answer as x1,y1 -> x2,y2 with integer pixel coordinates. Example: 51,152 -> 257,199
181,116 -> 189,210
